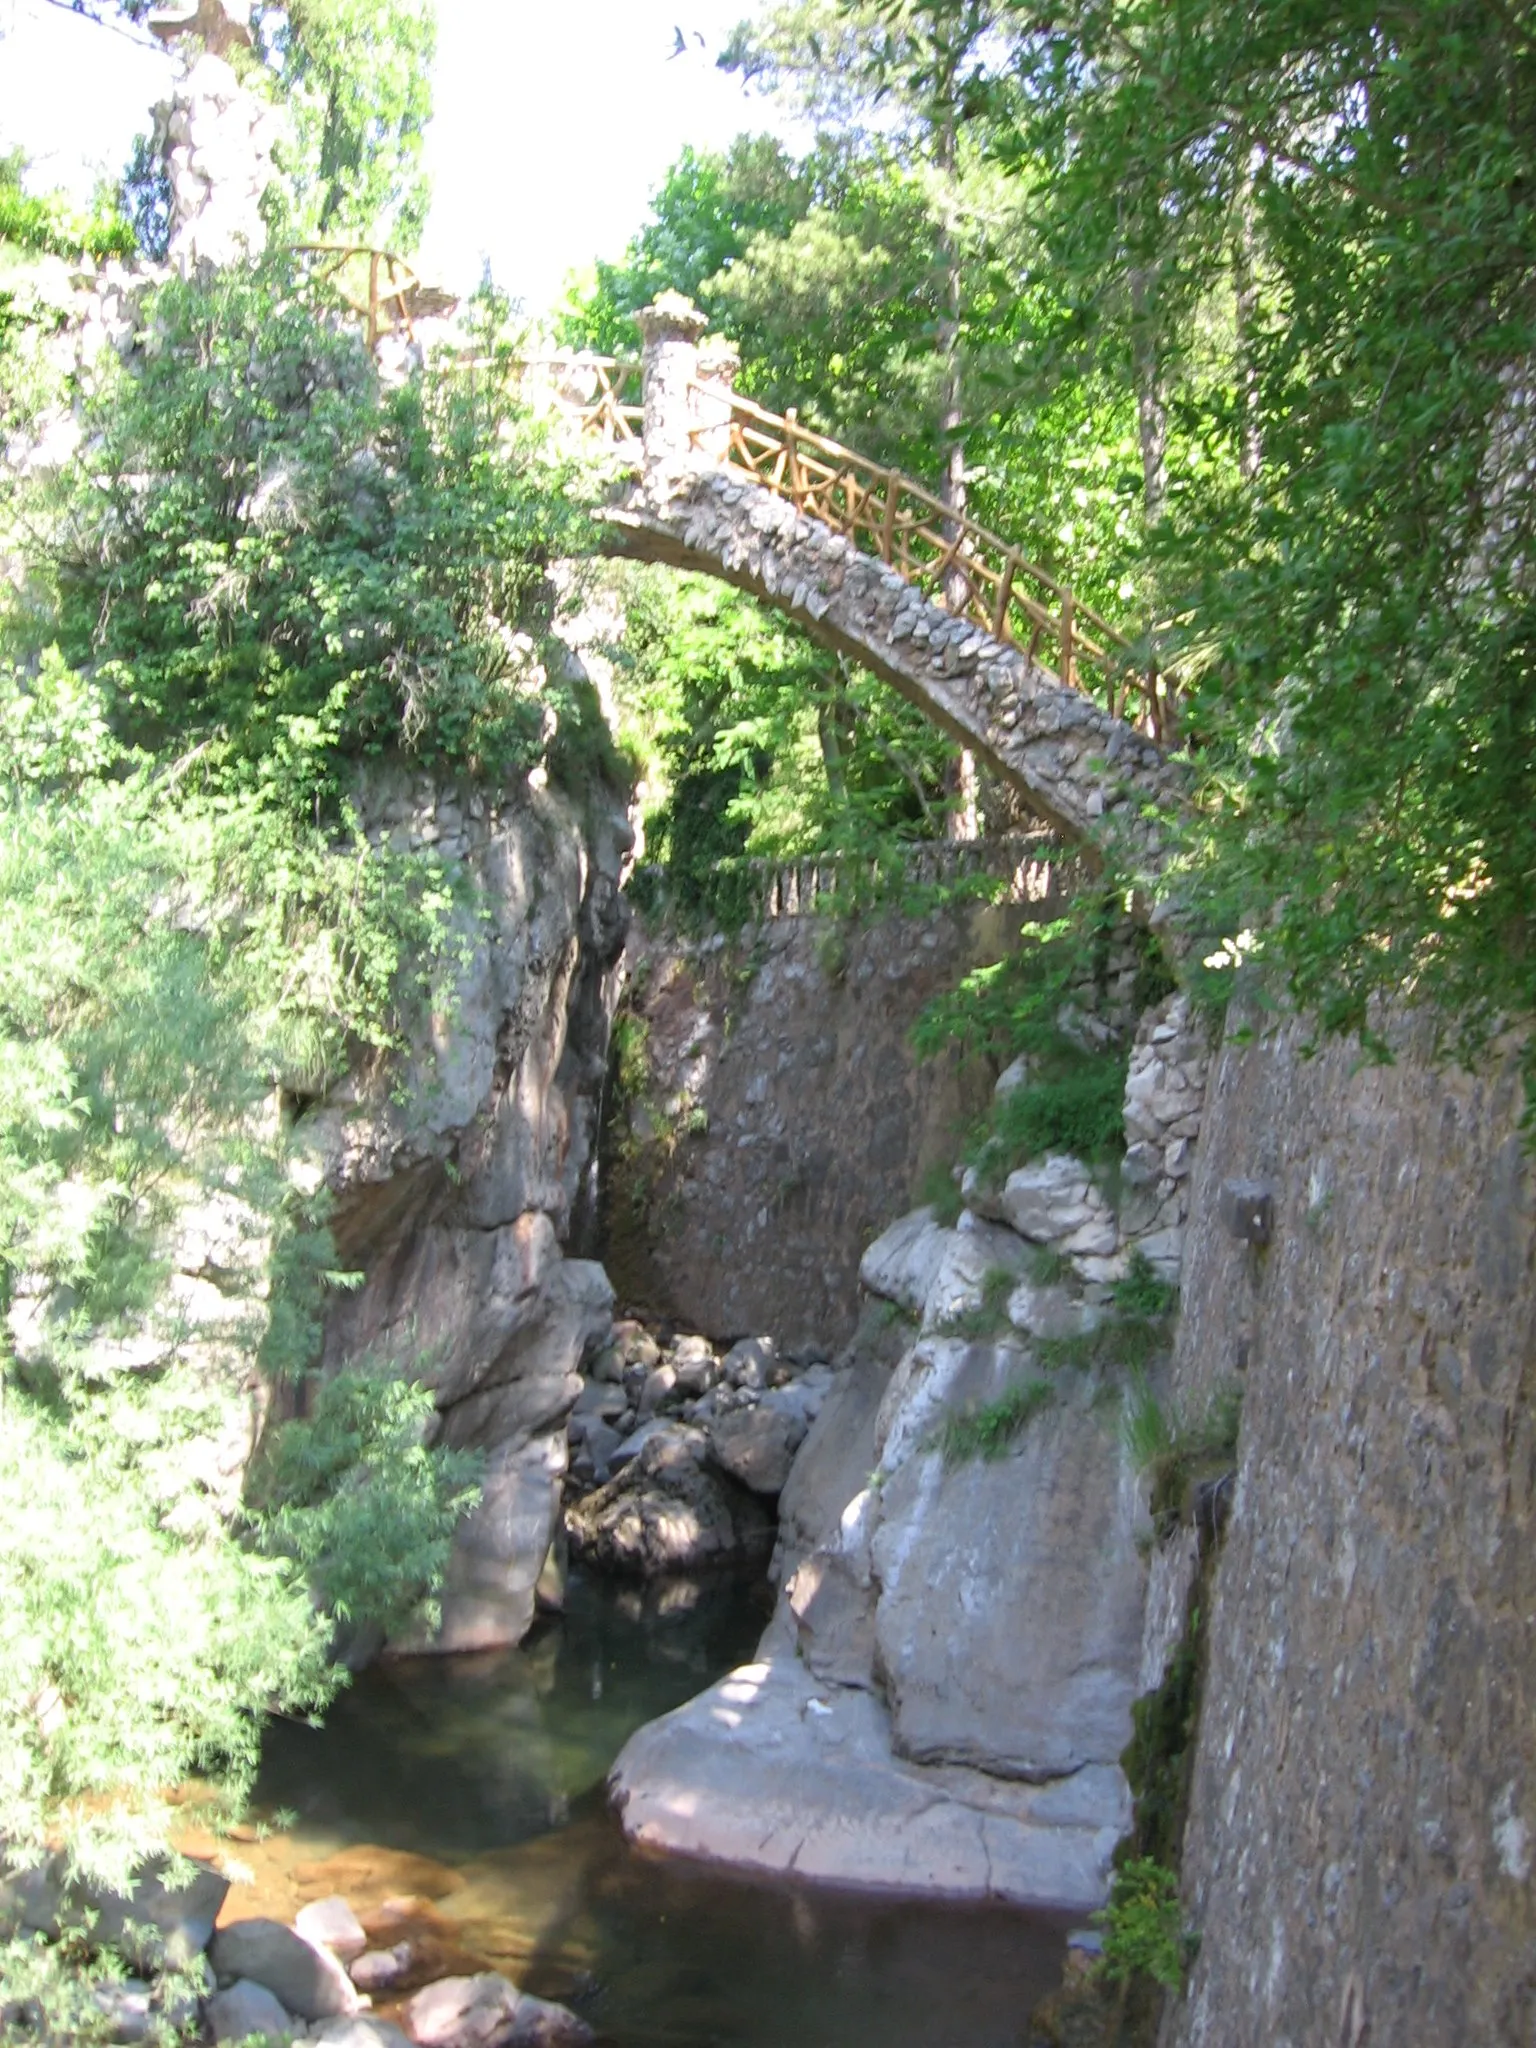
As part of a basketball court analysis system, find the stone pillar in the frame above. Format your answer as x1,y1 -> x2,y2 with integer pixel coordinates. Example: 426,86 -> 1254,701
149,0 -> 281,275
636,291 -> 709,496
694,334 -> 742,470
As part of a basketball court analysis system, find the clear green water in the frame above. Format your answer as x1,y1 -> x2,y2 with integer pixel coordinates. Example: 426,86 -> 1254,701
256,1569 -> 1069,2047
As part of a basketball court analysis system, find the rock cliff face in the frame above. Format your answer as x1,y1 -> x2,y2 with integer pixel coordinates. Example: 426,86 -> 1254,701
608,1191 -> 1160,1909
313,768 -> 631,1655
1162,1012 -> 1536,2047
606,864 -> 1077,1349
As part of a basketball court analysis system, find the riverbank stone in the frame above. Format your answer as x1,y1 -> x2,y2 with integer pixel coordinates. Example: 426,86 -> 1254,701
210,1917 -> 360,2021
405,1972 -> 593,2047
296,1895 -> 367,1964
208,1978 -> 291,2044
706,1403 -> 799,1493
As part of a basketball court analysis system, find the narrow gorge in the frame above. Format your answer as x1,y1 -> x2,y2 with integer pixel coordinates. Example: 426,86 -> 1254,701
3,7 -> 1534,2045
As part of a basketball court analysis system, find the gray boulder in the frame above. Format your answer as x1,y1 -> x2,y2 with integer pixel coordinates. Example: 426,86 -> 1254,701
774,1355 -> 890,1577
395,1430 -> 565,1655
350,1944 -> 412,1993
405,1973 -> 592,2047
3,1853 -> 228,1970
294,1895 -> 366,1965
998,1155 -> 1117,1256
872,1371 -> 1147,1778
609,1654 -> 1125,1910
1006,1281 -> 1103,1342
208,1978 -> 292,2044
309,2021 -> 415,2047
91,1979 -> 152,2044
707,1403 -> 800,1494
565,1430 -> 772,1575
209,1918 -> 359,2021
918,1216 -> 1033,1332
721,1335 -> 776,1391
636,1363 -> 677,1417
857,1208 -> 950,1313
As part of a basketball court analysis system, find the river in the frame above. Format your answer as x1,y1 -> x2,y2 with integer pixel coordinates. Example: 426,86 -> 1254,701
251,1568 -> 1071,2047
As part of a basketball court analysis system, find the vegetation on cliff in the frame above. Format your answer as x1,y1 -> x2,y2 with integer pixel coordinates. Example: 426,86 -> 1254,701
0,13 -> 600,1944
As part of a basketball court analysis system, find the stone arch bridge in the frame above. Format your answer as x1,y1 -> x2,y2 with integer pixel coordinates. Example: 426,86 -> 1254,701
529,293 -> 1184,870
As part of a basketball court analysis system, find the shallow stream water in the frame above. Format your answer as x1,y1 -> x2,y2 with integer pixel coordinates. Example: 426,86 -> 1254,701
251,1569 -> 1069,2048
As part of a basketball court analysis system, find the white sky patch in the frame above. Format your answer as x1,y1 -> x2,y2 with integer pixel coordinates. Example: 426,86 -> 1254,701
0,0 -> 807,313
0,0 -> 175,199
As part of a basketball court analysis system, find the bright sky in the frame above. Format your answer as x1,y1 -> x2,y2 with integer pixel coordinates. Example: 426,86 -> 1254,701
0,0 -> 799,313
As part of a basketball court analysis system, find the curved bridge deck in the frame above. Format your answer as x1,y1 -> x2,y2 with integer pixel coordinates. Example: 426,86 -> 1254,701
520,303 -> 1183,869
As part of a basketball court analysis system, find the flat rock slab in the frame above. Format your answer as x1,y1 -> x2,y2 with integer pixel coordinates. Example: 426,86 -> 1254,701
609,1654 -> 1127,1912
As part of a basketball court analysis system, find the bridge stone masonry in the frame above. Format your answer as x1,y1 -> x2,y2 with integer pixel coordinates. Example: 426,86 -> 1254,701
591,291 -> 1187,871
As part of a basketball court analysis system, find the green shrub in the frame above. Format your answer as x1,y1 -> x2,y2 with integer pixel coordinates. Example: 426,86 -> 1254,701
916,1158 -> 965,1226
247,1365 -> 482,1641
1113,1249 -> 1180,1320
937,1379 -> 1053,1464
973,1053 -> 1129,1175
36,258 -> 593,817
1095,1856 -> 1191,1992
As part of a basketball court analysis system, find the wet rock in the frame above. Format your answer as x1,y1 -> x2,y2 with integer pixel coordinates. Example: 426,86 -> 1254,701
208,1978 -> 291,2044
707,1403 -> 799,1494
565,1429 -> 772,1574
509,1994 -> 596,2045
309,2021 -> 416,2048
405,1972 -> 592,2048
351,1943 -> 413,1992
210,1917 -> 360,2021
295,1895 -> 367,1965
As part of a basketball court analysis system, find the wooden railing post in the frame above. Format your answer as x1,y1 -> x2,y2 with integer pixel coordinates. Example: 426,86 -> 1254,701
784,409 -> 802,506
881,470 -> 898,563
1061,586 -> 1076,692
992,548 -> 1018,640
367,250 -> 381,350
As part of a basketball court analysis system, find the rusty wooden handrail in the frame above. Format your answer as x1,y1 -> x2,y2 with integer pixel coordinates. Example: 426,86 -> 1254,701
508,354 -> 645,445
293,241 -> 422,349
688,385 -> 1176,738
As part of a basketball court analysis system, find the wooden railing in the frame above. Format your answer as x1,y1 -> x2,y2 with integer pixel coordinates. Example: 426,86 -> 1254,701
312,288 -> 1173,736
511,355 -> 644,446
294,243 -> 423,349
692,388 -> 1175,738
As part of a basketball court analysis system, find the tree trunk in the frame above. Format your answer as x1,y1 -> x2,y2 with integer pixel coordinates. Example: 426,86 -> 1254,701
1130,266 -> 1168,528
1234,149 -> 1263,488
